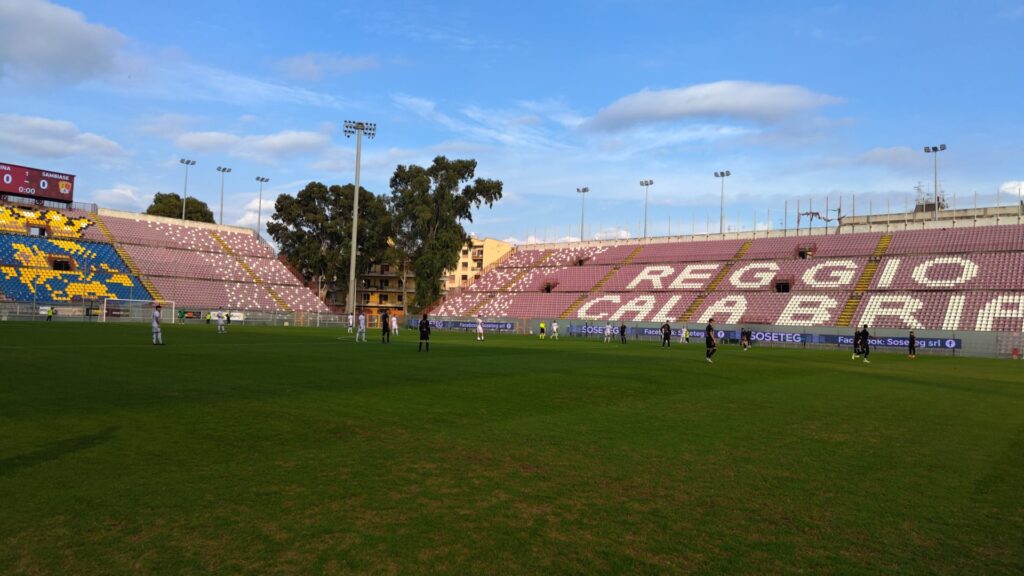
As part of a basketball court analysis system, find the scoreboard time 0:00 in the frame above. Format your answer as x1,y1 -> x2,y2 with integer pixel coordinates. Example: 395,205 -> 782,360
0,162 -> 76,203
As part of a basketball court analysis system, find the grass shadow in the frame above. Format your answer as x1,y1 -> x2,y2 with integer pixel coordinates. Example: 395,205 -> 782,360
0,426 -> 119,477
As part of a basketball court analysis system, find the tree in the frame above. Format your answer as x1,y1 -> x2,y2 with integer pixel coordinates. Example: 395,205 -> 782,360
389,156 -> 503,309
145,192 -> 215,223
266,182 -> 391,307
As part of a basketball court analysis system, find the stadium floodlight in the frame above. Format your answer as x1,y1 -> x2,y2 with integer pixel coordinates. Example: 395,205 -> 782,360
179,159 -> 196,220
343,120 -> 376,317
576,187 -> 589,243
216,166 -> 232,225
255,177 -> 270,238
923,145 -> 947,222
639,180 -> 654,239
714,171 -> 731,234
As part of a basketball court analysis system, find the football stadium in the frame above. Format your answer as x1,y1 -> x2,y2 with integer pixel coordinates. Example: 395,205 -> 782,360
2,2 -> 1024,575
2,176 -> 1023,574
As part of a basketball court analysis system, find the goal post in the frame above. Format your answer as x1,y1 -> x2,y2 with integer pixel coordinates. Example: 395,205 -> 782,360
100,298 -> 175,323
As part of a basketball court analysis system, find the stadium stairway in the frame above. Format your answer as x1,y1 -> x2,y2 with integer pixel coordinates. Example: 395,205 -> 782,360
678,239 -> 754,322
468,249 -> 556,316
93,214 -> 166,302
211,232 -> 292,312
836,233 -> 892,326
560,245 -> 644,319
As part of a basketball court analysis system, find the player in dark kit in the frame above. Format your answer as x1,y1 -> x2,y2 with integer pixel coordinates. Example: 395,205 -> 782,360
619,322 -> 627,344
705,319 -> 718,363
660,322 -> 671,347
859,324 -> 871,363
381,310 -> 391,344
417,313 -> 431,352
908,330 -> 917,359
852,328 -> 862,359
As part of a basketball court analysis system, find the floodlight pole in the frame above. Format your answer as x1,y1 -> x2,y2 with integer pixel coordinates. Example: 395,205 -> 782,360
714,171 -> 730,234
576,187 -> 589,243
640,180 -> 653,239
255,177 -> 269,238
344,120 -> 376,317
216,166 -> 231,225
924,144 -> 946,222
179,158 -> 196,220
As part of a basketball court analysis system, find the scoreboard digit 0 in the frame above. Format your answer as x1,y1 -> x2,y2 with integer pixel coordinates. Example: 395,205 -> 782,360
0,162 -> 76,203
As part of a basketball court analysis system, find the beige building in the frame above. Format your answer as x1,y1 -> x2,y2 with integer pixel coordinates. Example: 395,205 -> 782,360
445,237 -> 513,290
329,261 -> 416,326
334,237 -> 511,324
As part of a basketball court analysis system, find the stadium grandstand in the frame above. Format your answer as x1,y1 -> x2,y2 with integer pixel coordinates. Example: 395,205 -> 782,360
3,194 -> 1022,341
432,220 -> 1024,334
0,198 -> 330,315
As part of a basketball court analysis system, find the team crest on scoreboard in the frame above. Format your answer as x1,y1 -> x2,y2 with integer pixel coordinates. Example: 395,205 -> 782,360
59,180 -> 73,195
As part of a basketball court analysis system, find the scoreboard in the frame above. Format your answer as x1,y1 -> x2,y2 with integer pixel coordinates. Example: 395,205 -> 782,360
0,162 -> 75,203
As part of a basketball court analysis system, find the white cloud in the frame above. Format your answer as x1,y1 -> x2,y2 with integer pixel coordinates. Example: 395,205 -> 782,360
814,146 -> 921,171
584,81 -> 843,131
275,53 -> 378,81
1000,181 -> 1024,195
502,235 -> 543,245
89,183 -> 150,211
393,94 -> 569,150
0,0 -> 124,85
0,114 -> 124,159
174,129 -> 331,162
93,54 -> 346,109
594,227 -> 632,241
857,146 -> 919,169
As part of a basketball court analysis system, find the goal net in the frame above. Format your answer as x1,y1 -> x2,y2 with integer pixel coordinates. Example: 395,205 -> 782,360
100,298 -> 175,323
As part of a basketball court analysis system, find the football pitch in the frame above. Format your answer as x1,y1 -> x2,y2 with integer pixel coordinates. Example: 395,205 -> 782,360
1,322 -> 1021,575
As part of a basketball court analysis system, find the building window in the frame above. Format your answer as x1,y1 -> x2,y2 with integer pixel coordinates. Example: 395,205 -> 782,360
381,279 -> 389,289
461,275 -> 468,281
398,294 -> 403,302
362,293 -> 370,303
380,294 -> 389,303
462,249 -> 469,255
462,262 -> 468,270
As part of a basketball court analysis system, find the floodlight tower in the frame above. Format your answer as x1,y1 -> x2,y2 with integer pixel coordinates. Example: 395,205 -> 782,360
216,166 -> 232,225
640,179 -> 654,238
255,177 -> 270,238
179,158 -> 196,220
343,120 -> 376,317
923,144 -> 946,221
576,187 -> 589,243
714,170 -> 731,234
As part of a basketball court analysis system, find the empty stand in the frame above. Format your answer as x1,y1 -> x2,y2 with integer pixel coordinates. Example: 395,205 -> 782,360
432,224 -> 1024,332
0,234 -> 150,302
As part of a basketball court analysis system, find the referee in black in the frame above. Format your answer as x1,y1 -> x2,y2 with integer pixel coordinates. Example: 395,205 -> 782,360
859,324 -> 871,363
418,313 -> 431,352
908,330 -> 916,359
705,318 -> 717,363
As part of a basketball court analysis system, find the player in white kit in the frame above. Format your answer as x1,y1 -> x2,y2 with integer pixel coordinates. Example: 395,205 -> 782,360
216,308 -> 227,334
356,311 -> 367,342
347,313 -> 354,334
476,316 -> 485,341
551,320 -> 559,340
390,313 -> 399,335
603,322 -> 612,343
152,304 -> 163,345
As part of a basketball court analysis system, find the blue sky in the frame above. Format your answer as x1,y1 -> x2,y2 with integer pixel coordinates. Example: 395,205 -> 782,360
1,0 -> 1022,243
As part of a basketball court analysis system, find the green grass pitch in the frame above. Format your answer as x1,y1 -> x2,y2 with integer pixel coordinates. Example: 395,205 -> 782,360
1,321 -> 1021,575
